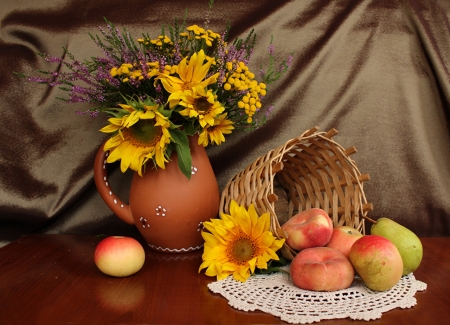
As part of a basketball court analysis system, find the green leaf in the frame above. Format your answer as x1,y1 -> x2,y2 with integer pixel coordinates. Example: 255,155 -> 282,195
169,129 -> 192,180
13,71 -> 26,78
183,122 -> 197,136
105,108 -> 129,118
158,105 -> 173,119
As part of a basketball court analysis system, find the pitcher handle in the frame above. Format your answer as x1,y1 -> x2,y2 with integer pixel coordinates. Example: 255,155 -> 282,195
93,143 -> 134,225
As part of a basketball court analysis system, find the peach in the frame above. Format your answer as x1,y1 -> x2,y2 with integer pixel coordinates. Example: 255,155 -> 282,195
349,235 -> 403,291
290,247 -> 354,291
326,226 -> 363,257
281,208 -> 333,251
94,236 -> 145,277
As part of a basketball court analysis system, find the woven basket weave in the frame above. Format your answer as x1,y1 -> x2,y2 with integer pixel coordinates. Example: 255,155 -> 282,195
220,127 -> 373,260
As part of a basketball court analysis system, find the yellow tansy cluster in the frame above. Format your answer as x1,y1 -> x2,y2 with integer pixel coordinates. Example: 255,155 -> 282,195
137,24 -> 220,50
180,24 -> 221,47
110,62 -> 163,82
223,61 -> 267,122
137,35 -> 173,47
151,35 -> 173,47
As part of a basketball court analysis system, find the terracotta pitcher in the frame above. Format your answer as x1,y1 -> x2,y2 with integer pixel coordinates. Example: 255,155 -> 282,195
93,135 -> 220,253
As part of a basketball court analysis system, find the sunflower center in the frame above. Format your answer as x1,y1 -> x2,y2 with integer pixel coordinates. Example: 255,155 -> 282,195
124,119 -> 162,147
229,237 -> 256,264
194,97 -> 211,114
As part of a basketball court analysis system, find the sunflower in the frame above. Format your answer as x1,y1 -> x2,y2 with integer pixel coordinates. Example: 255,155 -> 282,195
198,113 -> 234,146
100,102 -> 172,176
178,85 -> 224,127
156,49 -> 220,108
199,200 -> 285,282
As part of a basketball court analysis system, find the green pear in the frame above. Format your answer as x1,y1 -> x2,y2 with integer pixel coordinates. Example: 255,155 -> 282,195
371,218 -> 423,276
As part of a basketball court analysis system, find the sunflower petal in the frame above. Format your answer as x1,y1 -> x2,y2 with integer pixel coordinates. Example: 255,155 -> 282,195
217,271 -> 232,281
236,206 -> 252,236
247,204 -> 259,229
201,231 -> 220,247
258,231 -> 276,248
221,262 -> 238,272
237,265 -> 251,282
100,123 -> 120,133
248,257 -> 257,274
252,217 -> 265,239
263,248 -> 280,261
103,135 -> 122,152
256,256 -> 268,269
198,259 -> 213,272
120,144 -> 135,173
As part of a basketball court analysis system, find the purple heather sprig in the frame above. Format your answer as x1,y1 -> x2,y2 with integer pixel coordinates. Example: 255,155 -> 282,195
204,0 -> 215,29
172,43 -> 183,65
265,105 -> 274,117
76,109 -> 100,118
102,24 -> 136,63
285,54 -> 293,69
226,45 -> 253,66
259,40 -> 292,84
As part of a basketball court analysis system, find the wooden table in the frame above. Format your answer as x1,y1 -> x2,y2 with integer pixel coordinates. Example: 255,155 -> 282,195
0,235 -> 448,324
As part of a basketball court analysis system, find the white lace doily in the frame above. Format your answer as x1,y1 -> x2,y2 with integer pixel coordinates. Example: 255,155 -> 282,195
208,268 -> 427,324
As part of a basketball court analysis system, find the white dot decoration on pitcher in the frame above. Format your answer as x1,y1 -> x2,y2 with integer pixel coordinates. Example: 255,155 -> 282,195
102,152 -> 124,208
197,222 -> 204,232
156,206 -> 167,217
139,217 -> 150,228
191,166 -> 198,175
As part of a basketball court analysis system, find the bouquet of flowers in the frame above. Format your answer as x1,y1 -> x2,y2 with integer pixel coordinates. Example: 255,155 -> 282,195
22,1 -> 291,179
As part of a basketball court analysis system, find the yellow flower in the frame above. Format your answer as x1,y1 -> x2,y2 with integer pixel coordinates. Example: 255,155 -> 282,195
100,103 -> 171,176
198,113 -> 234,146
178,85 -> 224,127
207,29 -> 221,40
156,49 -> 219,108
186,24 -> 206,35
151,35 -> 173,47
199,200 -> 285,282
221,61 -> 266,123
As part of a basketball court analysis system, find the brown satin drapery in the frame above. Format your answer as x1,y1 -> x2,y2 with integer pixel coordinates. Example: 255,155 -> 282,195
1,0 -> 449,246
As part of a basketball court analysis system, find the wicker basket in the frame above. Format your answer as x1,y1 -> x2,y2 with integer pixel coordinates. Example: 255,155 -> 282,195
220,127 -> 374,260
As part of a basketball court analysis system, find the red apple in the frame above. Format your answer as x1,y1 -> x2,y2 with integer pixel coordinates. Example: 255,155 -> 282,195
94,236 -> 145,277
349,235 -> 403,291
281,208 -> 333,251
326,226 -> 363,257
290,247 -> 354,291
